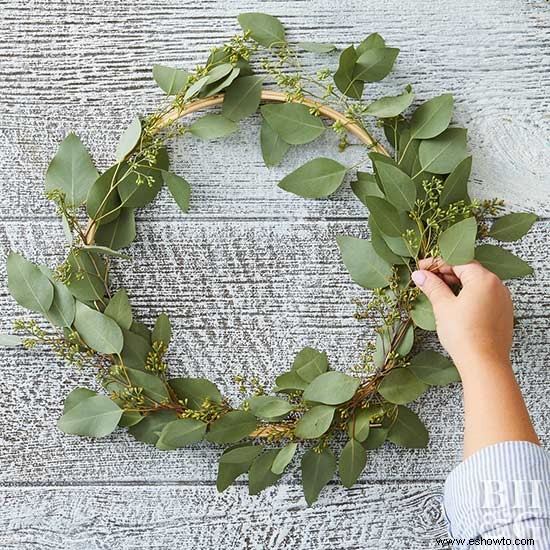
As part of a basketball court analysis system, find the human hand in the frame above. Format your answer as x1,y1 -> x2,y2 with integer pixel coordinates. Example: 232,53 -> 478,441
411,259 -> 514,371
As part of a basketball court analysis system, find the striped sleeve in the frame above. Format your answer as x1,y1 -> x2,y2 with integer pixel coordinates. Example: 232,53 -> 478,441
443,441 -> 550,549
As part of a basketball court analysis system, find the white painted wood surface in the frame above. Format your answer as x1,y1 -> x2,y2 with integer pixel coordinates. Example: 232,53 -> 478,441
0,1 -> 548,548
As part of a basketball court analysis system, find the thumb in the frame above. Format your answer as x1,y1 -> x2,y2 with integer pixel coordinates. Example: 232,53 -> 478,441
411,270 -> 454,309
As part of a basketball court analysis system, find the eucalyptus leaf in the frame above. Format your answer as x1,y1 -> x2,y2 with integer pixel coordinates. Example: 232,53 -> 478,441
339,438 -> 367,488
152,313 -> 171,347
81,245 -> 130,259
45,133 -> 99,207
261,103 -> 325,145
409,351 -> 460,386
249,450 -> 283,495
395,323 -> 414,356
153,64 -> 189,95
156,418 -> 207,450
409,94 -> 454,139
206,411 -> 257,444
7,252 -> 54,314
125,367 -> 170,403
336,235 -> 393,289
237,13 -> 286,48
222,75 -> 263,121
184,76 -> 210,100
188,114 -> 239,140
63,387 -> 97,413
438,216 -> 477,265
162,170 -> 191,213
387,405 -> 429,448
351,172 -> 384,203
57,394 -> 122,438
0,334 -> 23,347
120,329 -> 152,369
418,128 -> 468,174
39,267 -> 75,328
378,368 -> 428,404
86,164 -> 122,225
65,250 -> 107,301
333,46 -> 364,99
368,217 -> 406,265
439,156 -> 472,207
356,33 -> 385,55
219,445 -> 263,464
475,244 -> 533,280
354,47 -> 399,82
94,207 -> 136,251
364,196 -> 404,237
274,371 -> 309,393
294,405 -> 335,439
247,395 -> 293,420
488,213 -> 538,242
303,371 -> 360,405
292,346 -> 329,383
347,409 -> 371,442
260,118 -> 290,167
115,116 -> 142,161
104,289 -> 133,330
73,302 -> 123,355
216,444 -> 256,492
365,87 -> 414,118
364,427 -> 388,450
278,158 -> 347,199
410,293 -> 437,331
298,42 -> 337,53
373,161 -> 416,211
169,377 -> 222,410
271,442 -> 298,474
128,410 -> 178,445
201,66 -> 240,97
301,448 -> 336,506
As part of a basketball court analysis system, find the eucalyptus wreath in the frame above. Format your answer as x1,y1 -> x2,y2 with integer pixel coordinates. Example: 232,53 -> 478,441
2,13 -> 537,504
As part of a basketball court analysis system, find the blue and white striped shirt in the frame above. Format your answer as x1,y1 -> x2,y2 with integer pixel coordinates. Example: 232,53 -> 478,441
444,441 -> 550,549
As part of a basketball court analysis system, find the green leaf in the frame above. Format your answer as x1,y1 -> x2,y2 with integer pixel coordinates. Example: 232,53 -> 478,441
65,250 -> 107,301
271,442 -> 298,474
86,165 -> 122,225
126,367 -> 170,403
301,448 -> 336,505
249,450 -> 283,495
409,94 -> 454,140
294,405 -> 335,439
120,329 -> 152,369
336,236 -> 393,289
7,252 -> 54,313
409,351 -> 460,386
203,63 -> 234,85
278,158 -> 347,199
364,427 -> 388,449
63,387 -> 97,413
347,409 -> 371,442
116,116 -> 142,161
351,172 -> 384,203
298,42 -> 336,53
81,245 -> 129,259
94,207 -> 136,251
395,323 -> 414,356
162,170 -> 191,213
104,289 -> 132,330
188,114 -> 239,140
169,378 -> 222,409
410,293 -> 436,331
222,75 -> 263,121
333,46 -> 364,99
488,213 -> 538,242
130,321 -> 151,342
354,47 -> 399,82
274,371 -> 309,393
369,217 -> 407,265
156,418 -> 207,450
45,133 -> 99,207
387,405 -> 429,448
339,438 -> 367,488
440,156 -> 472,207
128,410 -> 177,445
418,128 -> 468,174
73,302 -> 123,354
292,346 -> 329,383
378,368 -> 428,404
303,372 -> 360,405
247,395 -> 293,420
216,444 -> 256,492
207,48 -> 253,76
356,33 -> 385,56
219,445 -> 263,464
183,75 -> 210,100
152,313 -> 171,347
260,117 -> 290,167
200,66 -> 241,97
57,394 -> 122,437
364,196 -> 404,237
237,13 -> 286,48
118,411 -> 143,428
365,87 -> 414,118
206,411 -> 257,444
38,265 -> 75,327
475,244 -> 533,280
0,334 -> 23,347
373,161 -> 416,211
153,64 -> 189,95
438,216 -> 477,265
261,103 -> 325,145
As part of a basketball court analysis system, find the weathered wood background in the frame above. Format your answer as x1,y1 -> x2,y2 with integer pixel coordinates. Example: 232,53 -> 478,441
0,0 -> 548,548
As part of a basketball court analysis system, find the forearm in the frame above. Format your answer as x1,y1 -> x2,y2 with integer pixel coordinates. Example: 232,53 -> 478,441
458,358 -> 540,459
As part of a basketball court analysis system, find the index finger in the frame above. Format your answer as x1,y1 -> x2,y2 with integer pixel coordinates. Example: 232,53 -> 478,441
418,257 -> 489,286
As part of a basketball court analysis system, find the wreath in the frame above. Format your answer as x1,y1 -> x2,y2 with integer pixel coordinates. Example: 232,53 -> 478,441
2,13 -> 537,505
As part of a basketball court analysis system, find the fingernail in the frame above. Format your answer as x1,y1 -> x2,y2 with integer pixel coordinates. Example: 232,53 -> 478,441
412,270 -> 426,287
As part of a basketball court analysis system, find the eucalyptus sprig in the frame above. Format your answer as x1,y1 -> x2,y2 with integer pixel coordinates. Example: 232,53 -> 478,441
1,13 -> 537,505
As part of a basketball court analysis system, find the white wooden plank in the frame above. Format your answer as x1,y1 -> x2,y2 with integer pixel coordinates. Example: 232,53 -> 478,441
0,0 -> 547,219
0,483 -> 450,549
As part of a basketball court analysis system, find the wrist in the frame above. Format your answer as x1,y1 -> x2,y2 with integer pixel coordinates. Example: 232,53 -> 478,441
454,353 -> 513,379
